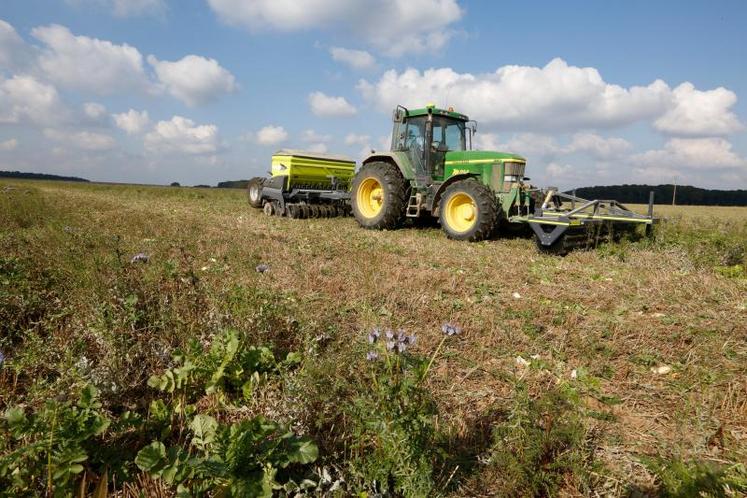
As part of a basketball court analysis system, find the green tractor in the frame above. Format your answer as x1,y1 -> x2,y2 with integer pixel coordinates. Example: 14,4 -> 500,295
247,104 -> 656,253
352,104 -> 532,242
350,104 -> 655,253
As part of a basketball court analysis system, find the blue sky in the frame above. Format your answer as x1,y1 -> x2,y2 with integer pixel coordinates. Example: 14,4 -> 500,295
1,0 -> 746,189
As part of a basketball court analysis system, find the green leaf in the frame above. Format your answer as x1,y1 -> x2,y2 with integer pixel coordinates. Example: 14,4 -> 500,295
190,414 -> 217,452
135,441 -> 167,472
149,399 -> 169,423
285,437 -> 318,465
78,384 -> 101,409
4,406 -> 26,428
283,351 -> 302,367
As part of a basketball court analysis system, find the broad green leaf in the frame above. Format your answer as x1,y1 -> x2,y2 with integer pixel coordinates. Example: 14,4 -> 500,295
149,399 -> 169,423
78,384 -> 100,409
4,406 -> 26,428
283,351 -> 302,367
285,437 -> 318,465
135,441 -> 166,472
190,414 -> 217,451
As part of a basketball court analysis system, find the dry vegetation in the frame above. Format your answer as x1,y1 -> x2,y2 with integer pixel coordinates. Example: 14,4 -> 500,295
1,180 -> 745,497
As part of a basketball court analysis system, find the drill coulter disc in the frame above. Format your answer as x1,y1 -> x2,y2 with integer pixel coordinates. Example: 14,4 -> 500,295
299,205 -> 310,219
309,205 -> 320,218
287,204 -> 300,219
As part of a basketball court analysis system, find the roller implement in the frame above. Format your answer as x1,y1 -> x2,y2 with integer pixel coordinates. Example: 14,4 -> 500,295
247,105 -> 656,253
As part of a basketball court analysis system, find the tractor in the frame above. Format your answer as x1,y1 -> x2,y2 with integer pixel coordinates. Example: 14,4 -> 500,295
247,104 -> 656,254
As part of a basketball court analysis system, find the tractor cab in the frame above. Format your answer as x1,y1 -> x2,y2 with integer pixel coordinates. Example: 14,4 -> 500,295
391,104 -> 475,184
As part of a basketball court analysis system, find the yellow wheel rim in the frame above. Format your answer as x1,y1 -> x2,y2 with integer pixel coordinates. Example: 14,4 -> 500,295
444,192 -> 477,233
356,177 -> 384,218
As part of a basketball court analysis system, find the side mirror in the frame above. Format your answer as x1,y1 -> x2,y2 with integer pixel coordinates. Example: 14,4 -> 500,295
393,105 -> 408,123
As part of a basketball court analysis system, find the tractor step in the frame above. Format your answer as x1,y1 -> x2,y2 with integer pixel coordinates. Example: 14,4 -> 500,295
406,193 -> 424,217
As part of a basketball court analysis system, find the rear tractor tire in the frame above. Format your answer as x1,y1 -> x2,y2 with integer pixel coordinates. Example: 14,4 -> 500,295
439,178 -> 498,242
351,161 -> 407,230
247,177 -> 264,208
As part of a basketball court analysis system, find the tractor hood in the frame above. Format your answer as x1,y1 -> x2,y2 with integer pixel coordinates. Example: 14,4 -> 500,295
444,150 -> 526,164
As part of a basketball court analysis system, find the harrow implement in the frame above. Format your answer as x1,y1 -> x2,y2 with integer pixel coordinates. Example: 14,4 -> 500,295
525,189 -> 657,254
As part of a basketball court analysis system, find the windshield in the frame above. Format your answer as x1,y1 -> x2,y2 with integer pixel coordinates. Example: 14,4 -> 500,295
432,117 -> 466,151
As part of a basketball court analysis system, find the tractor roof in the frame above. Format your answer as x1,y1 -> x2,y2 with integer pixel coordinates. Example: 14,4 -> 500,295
405,105 -> 469,121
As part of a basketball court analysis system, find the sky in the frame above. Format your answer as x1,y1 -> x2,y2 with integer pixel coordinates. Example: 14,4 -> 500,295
0,0 -> 746,189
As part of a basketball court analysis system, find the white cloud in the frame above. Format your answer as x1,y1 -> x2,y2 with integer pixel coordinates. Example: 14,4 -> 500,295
0,138 -> 18,151
475,132 -> 629,160
565,133 -> 631,159
255,125 -> 288,145
0,75 -> 68,126
301,129 -> 332,143
654,82 -> 744,136
330,47 -> 376,70
145,116 -> 221,155
0,19 -> 29,69
206,0 -> 463,56
308,91 -> 357,117
545,162 -> 572,179
345,132 -> 370,145
44,128 -> 117,151
113,109 -> 150,134
359,58 -> 675,132
83,102 -> 107,120
148,54 -> 237,106
307,142 -> 328,153
633,138 -> 747,170
32,24 -> 151,95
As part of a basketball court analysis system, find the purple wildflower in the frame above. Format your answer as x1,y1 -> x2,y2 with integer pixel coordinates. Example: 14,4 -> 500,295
441,323 -> 461,336
255,263 -> 270,273
366,351 -> 379,361
130,252 -> 149,264
368,328 -> 381,344
386,340 -> 396,352
385,329 -> 394,340
396,341 -> 408,353
407,334 -> 417,345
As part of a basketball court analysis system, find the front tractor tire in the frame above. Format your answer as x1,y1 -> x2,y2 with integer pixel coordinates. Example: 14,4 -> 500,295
439,179 -> 498,242
247,177 -> 264,208
351,161 -> 407,230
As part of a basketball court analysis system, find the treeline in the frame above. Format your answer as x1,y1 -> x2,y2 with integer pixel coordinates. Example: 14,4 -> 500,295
0,170 -> 89,182
216,180 -> 249,189
571,184 -> 747,206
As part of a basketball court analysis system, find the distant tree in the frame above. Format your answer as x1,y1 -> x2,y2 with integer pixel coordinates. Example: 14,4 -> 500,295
193,184 -> 212,188
0,170 -> 89,182
217,180 -> 250,189
569,184 -> 747,207
170,182 -> 181,187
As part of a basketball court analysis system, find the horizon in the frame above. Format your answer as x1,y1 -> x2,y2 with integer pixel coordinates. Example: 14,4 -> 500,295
1,0 -> 746,189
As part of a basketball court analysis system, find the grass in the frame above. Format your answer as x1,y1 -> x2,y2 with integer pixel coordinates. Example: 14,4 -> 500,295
1,179 -> 745,497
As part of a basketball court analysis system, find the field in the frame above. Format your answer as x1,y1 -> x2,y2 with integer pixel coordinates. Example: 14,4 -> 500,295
1,180 -> 746,497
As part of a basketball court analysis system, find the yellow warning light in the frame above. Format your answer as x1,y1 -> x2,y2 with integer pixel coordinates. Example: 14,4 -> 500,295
426,102 -> 435,108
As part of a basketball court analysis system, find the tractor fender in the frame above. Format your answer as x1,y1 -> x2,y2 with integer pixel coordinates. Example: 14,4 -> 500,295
361,152 -> 407,172
429,173 -> 480,216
